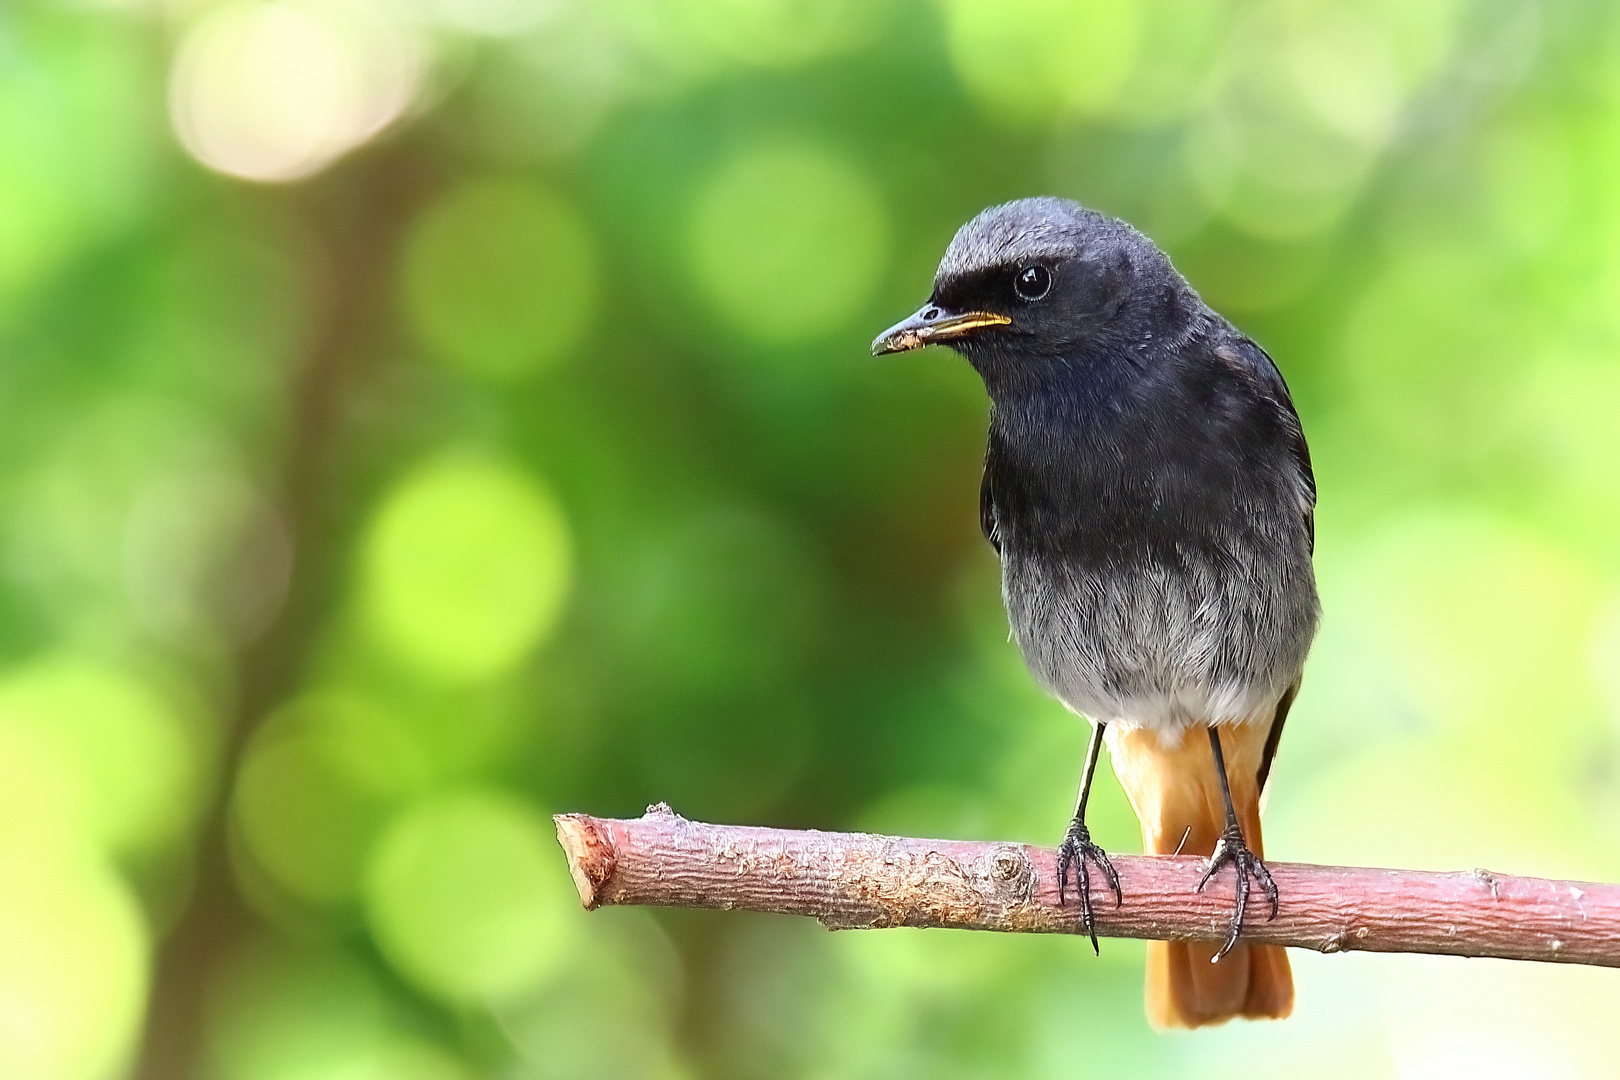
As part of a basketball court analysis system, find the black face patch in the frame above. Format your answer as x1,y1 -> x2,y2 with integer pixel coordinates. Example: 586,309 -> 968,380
933,265 -> 1024,316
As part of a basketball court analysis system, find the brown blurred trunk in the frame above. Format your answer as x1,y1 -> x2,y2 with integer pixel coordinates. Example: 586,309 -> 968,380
132,147 -> 435,1080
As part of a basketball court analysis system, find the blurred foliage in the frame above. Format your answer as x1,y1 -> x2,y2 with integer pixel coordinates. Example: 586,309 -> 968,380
1,0 -> 1620,1077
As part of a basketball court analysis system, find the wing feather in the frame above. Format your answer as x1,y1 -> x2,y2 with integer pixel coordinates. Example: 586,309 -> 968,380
1215,338 -> 1316,554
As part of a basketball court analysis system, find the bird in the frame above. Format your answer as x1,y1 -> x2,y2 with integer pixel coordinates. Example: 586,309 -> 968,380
872,198 -> 1318,1029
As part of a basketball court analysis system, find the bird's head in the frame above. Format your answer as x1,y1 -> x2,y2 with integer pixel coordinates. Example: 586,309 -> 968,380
872,198 -> 1189,387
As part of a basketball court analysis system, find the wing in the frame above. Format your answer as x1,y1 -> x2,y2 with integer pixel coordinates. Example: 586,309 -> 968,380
1216,337 -> 1317,554
1218,337 -> 1313,789
1257,678 -> 1300,794
979,438 -> 1001,555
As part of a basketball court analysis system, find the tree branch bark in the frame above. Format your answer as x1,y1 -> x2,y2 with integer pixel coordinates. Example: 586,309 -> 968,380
555,804 -> 1620,967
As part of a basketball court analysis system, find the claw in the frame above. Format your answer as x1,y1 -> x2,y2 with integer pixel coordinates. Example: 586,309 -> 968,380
1195,821 -> 1279,963
1056,818 -> 1123,955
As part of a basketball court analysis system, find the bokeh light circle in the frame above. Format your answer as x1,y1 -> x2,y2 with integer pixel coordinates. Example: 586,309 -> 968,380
168,0 -> 421,183
942,0 -> 1142,123
234,693 -> 426,905
0,728 -> 147,1080
0,860 -> 147,1080
363,790 -> 573,1004
680,0 -> 881,69
360,453 -> 572,684
411,0 -> 563,38
0,656 -> 195,857
206,944 -> 474,1080
402,177 -> 599,381
689,141 -> 889,344
0,14 -> 156,303
1188,105 -> 1374,242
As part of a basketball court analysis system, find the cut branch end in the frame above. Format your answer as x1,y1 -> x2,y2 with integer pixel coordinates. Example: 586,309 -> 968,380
554,813 -> 616,910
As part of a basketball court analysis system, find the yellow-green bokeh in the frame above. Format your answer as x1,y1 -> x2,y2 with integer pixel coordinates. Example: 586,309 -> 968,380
491,911 -> 686,1080
942,0 -> 1142,124
363,790 -> 574,1004
655,0 -> 881,69
204,943 -> 471,1080
234,691 -> 428,905
359,452 -> 572,684
689,140 -> 889,345
0,8 -> 154,307
0,724 -> 147,1080
402,176 -> 598,380
0,655 -> 196,857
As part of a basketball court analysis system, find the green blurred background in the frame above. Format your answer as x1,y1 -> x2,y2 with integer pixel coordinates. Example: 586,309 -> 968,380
3,0 -> 1620,1076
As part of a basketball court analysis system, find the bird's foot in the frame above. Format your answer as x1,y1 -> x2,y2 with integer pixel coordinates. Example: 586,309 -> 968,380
1195,821 -> 1279,962
1056,817 -> 1122,955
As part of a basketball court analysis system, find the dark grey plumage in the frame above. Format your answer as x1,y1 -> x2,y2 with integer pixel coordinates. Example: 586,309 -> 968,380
881,197 -> 1319,742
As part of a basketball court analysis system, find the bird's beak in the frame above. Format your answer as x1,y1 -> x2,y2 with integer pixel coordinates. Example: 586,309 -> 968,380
871,304 -> 1011,355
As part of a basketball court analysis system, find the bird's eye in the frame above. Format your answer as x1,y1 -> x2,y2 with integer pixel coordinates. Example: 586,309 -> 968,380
1014,264 -> 1052,302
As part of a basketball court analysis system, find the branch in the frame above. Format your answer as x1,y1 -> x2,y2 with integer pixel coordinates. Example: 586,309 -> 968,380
555,804 -> 1620,967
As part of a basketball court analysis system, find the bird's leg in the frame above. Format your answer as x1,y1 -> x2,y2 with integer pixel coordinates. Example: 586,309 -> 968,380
1057,720 -> 1122,954
1196,725 -> 1279,962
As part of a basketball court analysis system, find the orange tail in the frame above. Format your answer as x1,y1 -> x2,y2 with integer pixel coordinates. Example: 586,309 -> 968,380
1106,722 -> 1294,1029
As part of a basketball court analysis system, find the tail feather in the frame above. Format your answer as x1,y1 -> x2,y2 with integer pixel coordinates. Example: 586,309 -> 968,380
1107,722 -> 1294,1030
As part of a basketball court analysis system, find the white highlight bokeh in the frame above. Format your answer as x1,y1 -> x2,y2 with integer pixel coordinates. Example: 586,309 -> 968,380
168,0 -> 422,183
